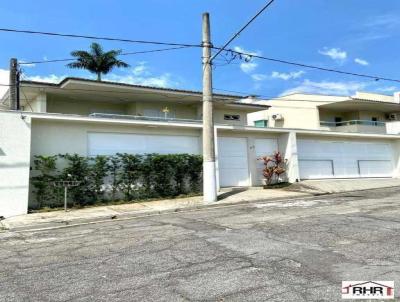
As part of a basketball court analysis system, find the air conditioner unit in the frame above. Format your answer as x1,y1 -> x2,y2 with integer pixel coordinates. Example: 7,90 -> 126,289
386,113 -> 398,121
272,114 -> 284,120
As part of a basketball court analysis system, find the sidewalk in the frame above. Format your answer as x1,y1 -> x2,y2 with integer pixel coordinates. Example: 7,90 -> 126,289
287,178 -> 400,194
0,188 -> 309,232
3,178 -> 399,232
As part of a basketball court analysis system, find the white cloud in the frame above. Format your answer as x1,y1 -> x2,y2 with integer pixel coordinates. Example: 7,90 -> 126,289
233,46 -> 261,74
365,14 -> 400,29
233,46 -> 260,57
280,79 -> 367,96
375,86 -> 398,93
0,69 -> 9,98
251,74 -> 267,81
104,73 -> 178,88
102,62 -> 180,88
354,58 -> 369,66
318,47 -> 347,62
271,70 -> 305,80
240,62 -> 258,74
131,61 -> 150,76
354,14 -> 400,42
25,74 -> 66,83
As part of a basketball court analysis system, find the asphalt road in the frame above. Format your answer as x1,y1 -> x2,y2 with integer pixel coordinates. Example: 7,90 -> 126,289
1,187 -> 400,302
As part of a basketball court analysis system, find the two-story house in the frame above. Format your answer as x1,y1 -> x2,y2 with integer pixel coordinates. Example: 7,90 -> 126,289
0,77 -> 289,217
248,91 -> 400,134
248,91 -> 400,181
1,78 -> 400,217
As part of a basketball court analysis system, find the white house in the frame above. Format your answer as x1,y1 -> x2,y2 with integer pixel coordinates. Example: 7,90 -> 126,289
1,77 -> 400,217
248,91 -> 400,180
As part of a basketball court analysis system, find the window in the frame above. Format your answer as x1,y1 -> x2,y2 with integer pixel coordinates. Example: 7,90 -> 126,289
224,114 -> 240,121
372,117 -> 378,126
334,117 -> 342,126
254,120 -> 268,128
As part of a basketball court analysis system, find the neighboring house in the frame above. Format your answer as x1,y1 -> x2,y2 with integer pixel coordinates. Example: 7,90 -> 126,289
248,91 -> 400,134
1,78 -> 400,217
248,91 -> 400,181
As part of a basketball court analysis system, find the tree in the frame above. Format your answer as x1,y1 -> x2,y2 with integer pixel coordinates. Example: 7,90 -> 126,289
67,42 -> 129,81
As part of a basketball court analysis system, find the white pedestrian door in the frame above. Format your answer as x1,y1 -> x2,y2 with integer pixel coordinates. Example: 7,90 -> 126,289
298,139 -> 394,179
218,137 -> 249,187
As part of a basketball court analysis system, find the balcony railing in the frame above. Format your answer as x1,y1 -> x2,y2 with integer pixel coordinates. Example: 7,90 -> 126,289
89,113 -> 202,124
320,120 -> 386,127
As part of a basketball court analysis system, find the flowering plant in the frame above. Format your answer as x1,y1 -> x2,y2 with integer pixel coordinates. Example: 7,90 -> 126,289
258,151 -> 287,185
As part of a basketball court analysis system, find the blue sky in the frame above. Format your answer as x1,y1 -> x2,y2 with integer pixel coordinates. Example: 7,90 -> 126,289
0,0 -> 400,98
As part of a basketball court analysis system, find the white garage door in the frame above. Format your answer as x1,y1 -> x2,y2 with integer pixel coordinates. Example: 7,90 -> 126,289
254,138 -> 279,185
298,139 -> 394,179
218,137 -> 249,187
88,132 -> 200,156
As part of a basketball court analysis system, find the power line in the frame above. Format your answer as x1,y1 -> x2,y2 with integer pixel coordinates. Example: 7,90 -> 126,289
6,79 -> 387,104
3,22 -> 399,84
19,46 -> 192,65
217,47 -> 400,84
0,27 -> 201,47
210,0 -> 275,62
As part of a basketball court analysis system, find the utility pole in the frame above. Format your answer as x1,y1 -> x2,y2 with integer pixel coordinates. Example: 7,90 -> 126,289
9,58 -> 20,110
202,12 -> 217,203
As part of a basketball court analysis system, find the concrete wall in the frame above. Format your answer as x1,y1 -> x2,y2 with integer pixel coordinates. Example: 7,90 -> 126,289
31,119 -> 201,158
214,109 -> 249,126
278,132 -> 300,183
248,101 -> 322,129
135,102 -> 197,120
47,98 -> 127,116
35,93 -> 252,125
247,110 -> 269,127
0,112 -> 32,217
358,111 -> 386,121
387,122 -> 400,135
319,110 -> 360,122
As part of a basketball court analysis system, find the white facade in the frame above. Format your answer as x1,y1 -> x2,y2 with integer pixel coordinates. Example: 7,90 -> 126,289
0,112 -> 31,217
298,139 -> 394,179
2,79 -> 400,218
1,110 -> 400,218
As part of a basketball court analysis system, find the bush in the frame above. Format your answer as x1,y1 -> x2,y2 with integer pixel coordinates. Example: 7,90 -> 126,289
258,151 -> 287,185
31,155 -> 61,208
30,153 -> 203,210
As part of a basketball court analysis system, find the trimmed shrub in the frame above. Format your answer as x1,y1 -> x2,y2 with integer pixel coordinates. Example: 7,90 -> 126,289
30,153 -> 203,210
31,155 -> 61,208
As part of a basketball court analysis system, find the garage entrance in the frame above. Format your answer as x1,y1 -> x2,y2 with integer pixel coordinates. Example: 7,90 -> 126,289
218,137 -> 249,187
87,132 -> 200,156
298,139 -> 394,179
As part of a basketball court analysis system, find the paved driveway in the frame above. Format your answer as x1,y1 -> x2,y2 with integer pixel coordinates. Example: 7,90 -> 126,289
1,187 -> 400,301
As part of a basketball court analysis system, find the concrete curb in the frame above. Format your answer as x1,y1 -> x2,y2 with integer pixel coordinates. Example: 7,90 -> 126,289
2,183 -> 399,233
1,193 -> 313,233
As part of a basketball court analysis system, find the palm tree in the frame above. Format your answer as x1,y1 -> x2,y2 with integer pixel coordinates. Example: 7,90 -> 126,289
67,42 -> 130,81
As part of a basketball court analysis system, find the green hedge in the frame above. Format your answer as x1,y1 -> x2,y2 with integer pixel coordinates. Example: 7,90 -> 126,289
30,153 -> 203,209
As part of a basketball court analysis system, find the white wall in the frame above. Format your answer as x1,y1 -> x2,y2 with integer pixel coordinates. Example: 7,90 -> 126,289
0,112 -> 32,217
386,122 -> 400,135
278,132 -> 300,183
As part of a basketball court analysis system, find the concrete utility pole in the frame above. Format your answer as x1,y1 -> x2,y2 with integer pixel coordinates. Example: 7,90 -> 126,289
9,58 -> 20,110
202,12 -> 217,203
